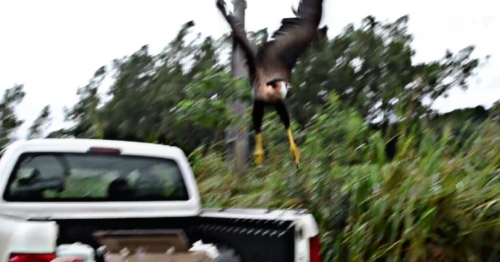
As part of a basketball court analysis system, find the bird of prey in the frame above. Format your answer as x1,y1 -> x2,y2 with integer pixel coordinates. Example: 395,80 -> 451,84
217,0 -> 325,167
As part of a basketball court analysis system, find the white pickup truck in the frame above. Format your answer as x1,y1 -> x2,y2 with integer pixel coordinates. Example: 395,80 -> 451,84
0,139 -> 321,262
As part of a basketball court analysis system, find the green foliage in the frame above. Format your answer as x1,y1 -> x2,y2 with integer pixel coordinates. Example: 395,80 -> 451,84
38,15 -> 485,151
194,98 -> 500,261
176,69 -> 249,129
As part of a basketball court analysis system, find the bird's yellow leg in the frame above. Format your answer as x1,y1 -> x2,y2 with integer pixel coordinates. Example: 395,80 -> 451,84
254,132 -> 264,166
287,128 -> 300,166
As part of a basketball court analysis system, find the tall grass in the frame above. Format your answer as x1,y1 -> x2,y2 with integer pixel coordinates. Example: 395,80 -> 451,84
192,94 -> 500,261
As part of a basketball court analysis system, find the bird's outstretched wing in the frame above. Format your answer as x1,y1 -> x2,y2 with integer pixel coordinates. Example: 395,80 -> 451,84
260,0 -> 324,71
216,0 -> 257,78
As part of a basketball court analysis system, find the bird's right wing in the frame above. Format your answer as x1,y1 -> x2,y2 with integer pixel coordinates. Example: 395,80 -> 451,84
260,0 -> 324,72
216,0 -> 257,78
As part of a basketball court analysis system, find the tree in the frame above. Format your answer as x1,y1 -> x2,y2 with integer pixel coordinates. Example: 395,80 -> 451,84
43,15 -> 485,158
27,105 -> 52,139
0,84 -> 25,147
62,65 -> 106,139
290,15 -> 480,131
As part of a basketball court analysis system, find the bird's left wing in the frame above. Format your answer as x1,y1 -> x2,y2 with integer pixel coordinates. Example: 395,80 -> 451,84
216,0 -> 258,78
260,0 -> 324,71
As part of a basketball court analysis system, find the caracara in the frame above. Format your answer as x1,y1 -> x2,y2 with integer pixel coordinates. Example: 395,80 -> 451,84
217,0 -> 324,167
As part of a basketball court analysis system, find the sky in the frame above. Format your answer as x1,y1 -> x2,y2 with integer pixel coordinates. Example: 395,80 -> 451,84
0,0 -> 499,139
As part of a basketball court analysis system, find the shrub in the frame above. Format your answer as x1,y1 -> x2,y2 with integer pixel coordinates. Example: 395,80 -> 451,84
193,93 -> 500,262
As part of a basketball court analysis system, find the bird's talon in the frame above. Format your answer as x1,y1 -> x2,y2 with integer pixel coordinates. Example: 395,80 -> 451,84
254,150 -> 264,167
290,143 -> 300,165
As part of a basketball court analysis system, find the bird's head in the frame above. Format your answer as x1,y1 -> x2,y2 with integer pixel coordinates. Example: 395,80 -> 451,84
266,79 -> 290,99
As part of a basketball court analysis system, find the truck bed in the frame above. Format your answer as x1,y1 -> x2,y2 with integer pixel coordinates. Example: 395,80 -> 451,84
53,214 -> 295,262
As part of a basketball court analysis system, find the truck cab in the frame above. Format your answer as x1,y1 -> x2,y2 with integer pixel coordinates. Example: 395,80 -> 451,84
0,139 -> 321,262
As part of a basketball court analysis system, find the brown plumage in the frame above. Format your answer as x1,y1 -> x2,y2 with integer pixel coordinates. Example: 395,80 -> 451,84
217,0 -> 324,101
217,0 -> 325,167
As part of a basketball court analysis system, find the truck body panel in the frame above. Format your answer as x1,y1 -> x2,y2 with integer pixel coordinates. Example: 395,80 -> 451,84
0,139 -> 320,262
0,214 -> 57,261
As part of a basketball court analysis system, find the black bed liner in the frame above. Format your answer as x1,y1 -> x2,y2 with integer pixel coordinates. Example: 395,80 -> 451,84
52,216 -> 296,262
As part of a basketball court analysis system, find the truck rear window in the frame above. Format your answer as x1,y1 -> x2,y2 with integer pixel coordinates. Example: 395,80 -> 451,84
3,152 -> 189,202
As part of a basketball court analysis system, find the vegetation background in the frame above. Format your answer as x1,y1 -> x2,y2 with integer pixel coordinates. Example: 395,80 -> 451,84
2,16 -> 500,261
